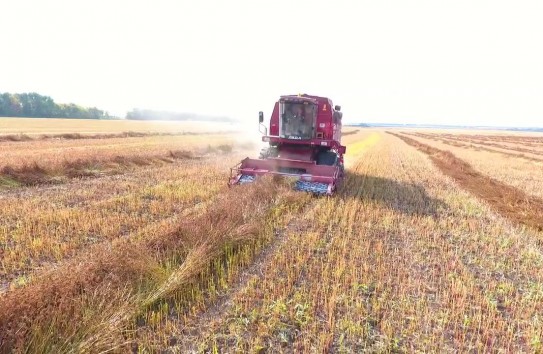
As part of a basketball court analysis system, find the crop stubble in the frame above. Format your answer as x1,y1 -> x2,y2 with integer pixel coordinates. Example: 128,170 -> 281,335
1,128 -> 543,352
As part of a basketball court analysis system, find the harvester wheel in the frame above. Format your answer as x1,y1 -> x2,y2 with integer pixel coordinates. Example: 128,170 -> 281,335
316,151 -> 338,166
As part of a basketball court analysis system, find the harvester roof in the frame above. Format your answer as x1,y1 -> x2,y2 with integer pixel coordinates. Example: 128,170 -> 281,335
279,94 -> 333,106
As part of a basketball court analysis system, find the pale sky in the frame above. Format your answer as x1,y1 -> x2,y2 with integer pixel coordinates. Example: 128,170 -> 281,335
1,0 -> 542,127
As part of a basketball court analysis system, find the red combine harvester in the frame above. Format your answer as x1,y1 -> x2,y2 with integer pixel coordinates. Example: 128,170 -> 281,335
229,94 -> 346,195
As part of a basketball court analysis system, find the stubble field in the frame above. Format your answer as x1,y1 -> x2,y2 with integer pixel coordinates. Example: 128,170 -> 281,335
1,120 -> 542,353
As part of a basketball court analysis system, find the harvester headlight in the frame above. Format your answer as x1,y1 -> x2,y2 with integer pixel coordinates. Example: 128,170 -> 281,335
262,136 -> 270,142
320,141 -> 328,146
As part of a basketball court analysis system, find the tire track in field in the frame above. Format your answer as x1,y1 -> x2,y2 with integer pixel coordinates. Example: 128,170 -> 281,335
390,132 -> 543,231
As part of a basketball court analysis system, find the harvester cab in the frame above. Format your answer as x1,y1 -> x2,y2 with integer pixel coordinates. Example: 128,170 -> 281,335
229,94 -> 346,195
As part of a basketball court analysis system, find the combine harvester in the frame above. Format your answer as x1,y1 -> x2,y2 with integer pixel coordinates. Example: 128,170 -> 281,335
229,94 -> 346,195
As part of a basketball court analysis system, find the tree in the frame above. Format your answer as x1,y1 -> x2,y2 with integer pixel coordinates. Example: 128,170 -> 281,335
0,92 -> 111,119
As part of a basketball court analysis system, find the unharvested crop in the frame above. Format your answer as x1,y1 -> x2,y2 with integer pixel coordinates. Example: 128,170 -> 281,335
0,130 -> 235,143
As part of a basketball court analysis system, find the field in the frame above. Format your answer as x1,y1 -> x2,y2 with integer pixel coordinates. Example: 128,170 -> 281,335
1,120 -> 543,352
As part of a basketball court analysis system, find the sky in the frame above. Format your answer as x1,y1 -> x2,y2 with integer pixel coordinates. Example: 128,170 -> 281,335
1,0 -> 542,127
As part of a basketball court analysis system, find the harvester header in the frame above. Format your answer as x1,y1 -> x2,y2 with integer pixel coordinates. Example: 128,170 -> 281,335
229,94 -> 346,195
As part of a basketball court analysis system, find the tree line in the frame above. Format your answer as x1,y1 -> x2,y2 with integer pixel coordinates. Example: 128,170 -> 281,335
0,92 -> 112,119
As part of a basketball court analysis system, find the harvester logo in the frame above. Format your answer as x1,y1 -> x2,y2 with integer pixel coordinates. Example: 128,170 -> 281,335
323,104 -> 327,111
